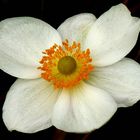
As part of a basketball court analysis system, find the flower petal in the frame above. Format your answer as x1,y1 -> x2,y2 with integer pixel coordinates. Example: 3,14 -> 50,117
52,82 -> 117,132
0,17 -> 62,79
3,78 -> 61,133
84,4 -> 140,66
87,58 -> 140,107
57,13 -> 96,47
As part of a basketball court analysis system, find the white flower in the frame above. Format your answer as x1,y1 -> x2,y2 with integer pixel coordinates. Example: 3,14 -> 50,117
0,3 -> 140,133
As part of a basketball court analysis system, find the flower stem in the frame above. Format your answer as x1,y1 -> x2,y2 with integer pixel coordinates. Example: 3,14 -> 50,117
81,133 -> 91,140
121,0 -> 129,5
52,129 -> 67,140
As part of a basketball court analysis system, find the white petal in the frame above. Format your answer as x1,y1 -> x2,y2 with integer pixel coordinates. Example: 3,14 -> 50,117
84,4 -> 140,66
58,13 -> 96,47
3,78 -> 61,133
0,17 -> 62,79
52,82 -> 117,132
87,58 -> 140,107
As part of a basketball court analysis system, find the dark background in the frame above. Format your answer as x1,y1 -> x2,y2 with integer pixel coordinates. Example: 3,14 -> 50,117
0,0 -> 140,139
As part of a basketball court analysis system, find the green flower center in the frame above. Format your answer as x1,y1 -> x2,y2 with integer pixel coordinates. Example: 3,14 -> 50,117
57,56 -> 77,75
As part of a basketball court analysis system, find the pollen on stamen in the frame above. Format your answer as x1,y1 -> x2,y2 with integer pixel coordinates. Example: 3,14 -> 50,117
38,40 -> 94,89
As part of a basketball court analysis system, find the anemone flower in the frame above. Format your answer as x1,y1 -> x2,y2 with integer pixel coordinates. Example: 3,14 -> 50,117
0,3 -> 140,133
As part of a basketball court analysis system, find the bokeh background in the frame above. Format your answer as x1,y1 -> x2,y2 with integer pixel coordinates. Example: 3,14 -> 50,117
0,0 -> 140,139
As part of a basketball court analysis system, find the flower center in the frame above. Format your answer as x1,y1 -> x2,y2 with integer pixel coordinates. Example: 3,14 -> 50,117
58,56 -> 77,75
38,40 -> 93,88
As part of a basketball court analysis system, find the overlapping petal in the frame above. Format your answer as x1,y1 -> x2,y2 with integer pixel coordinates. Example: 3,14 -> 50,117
0,17 -> 62,79
52,82 -> 117,132
58,13 -> 96,47
87,58 -> 140,107
3,78 -> 61,133
84,4 -> 140,66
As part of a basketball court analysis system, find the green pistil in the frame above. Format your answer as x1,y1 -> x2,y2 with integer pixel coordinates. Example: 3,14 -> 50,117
58,56 -> 77,75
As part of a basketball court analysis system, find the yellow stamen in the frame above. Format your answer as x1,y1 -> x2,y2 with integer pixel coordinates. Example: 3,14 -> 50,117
38,40 -> 94,88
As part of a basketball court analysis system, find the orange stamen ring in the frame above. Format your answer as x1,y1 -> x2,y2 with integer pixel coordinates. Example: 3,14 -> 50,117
38,40 -> 94,88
